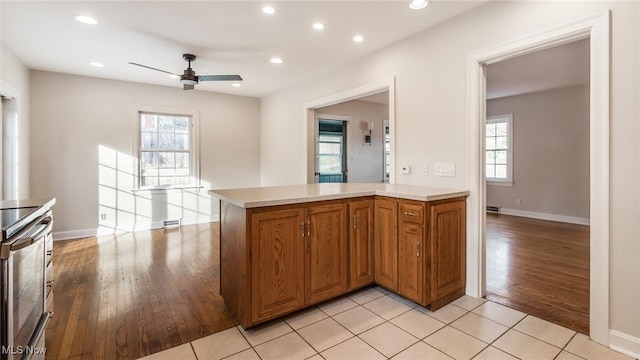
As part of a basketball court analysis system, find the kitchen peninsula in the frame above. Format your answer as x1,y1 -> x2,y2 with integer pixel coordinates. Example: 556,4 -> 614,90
210,183 -> 469,328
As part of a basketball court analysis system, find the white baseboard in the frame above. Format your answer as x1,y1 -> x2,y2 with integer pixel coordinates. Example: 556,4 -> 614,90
53,228 -> 98,241
499,208 -> 590,225
53,215 -> 220,241
609,330 -> 640,359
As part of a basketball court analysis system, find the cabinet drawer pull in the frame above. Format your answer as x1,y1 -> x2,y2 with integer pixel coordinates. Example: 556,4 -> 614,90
404,212 -> 417,217
307,221 -> 311,236
417,241 -> 421,257
301,222 -> 305,237
353,215 -> 357,229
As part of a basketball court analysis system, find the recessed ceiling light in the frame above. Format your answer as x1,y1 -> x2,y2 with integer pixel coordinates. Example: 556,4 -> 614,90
353,35 -> 364,43
169,74 -> 180,79
270,57 -> 283,64
75,15 -> 98,25
312,22 -> 325,30
232,83 -> 242,88
262,6 -> 275,14
409,0 -> 430,10
89,62 -> 104,67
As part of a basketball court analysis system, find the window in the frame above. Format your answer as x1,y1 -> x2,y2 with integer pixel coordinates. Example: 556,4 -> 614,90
317,118 -> 346,183
318,134 -> 343,174
384,122 -> 390,180
486,114 -> 513,184
137,109 -> 199,188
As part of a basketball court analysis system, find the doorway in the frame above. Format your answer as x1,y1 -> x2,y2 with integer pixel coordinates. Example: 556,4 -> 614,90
304,78 -> 395,184
0,79 -> 20,201
484,39 -> 591,334
466,10 -> 610,344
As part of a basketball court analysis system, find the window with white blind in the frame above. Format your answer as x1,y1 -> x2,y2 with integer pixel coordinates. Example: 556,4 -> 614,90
486,114 -> 513,185
136,108 -> 200,189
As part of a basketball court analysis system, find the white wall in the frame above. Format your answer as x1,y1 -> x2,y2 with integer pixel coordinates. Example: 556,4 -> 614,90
0,40 -> 30,199
487,85 -> 590,221
29,71 -> 261,237
318,99 -> 388,183
260,1 -> 639,351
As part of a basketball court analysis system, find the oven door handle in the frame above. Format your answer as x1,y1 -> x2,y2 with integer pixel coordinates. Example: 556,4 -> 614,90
9,216 -> 53,252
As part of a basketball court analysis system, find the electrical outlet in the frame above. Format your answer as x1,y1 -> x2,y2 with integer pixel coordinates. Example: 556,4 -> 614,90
101,213 -> 107,220
516,198 -> 521,206
401,166 -> 411,174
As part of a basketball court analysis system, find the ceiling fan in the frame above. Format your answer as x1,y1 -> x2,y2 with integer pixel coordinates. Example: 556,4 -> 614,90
129,53 -> 242,90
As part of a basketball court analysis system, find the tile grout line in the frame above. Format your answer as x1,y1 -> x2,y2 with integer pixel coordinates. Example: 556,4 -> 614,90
214,293 -> 591,360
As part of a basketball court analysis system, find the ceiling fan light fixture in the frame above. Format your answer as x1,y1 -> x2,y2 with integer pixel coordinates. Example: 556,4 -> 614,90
181,79 -> 198,85
409,0 -> 430,10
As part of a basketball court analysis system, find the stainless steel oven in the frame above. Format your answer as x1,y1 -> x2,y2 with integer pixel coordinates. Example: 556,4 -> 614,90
1,207 -> 52,360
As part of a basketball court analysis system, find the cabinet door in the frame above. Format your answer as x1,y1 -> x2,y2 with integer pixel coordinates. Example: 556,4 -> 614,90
398,222 -> 424,304
374,198 -> 399,291
349,199 -> 375,290
430,200 -> 466,301
250,208 -> 306,323
306,203 -> 348,304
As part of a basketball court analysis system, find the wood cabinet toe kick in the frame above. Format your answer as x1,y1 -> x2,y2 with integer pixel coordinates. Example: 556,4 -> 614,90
214,185 -> 468,329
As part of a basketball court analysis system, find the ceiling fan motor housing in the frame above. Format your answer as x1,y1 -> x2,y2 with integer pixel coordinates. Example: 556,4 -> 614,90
181,68 -> 198,85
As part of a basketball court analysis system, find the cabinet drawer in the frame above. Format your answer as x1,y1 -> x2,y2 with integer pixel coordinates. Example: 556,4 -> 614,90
400,201 -> 424,224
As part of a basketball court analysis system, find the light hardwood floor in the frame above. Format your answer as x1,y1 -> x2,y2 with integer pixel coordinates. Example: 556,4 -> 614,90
46,223 -> 237,360
486,213 -> 590,335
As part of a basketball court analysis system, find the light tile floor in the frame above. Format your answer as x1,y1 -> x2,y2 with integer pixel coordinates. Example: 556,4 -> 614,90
140,287 -> 634,360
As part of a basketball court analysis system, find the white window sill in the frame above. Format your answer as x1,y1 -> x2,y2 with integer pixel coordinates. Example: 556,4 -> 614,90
486,180 -> 513,187
131,185 -> 203,193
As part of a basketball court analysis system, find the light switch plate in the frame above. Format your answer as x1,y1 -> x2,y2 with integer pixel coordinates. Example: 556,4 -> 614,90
420,163 -> 428,176
435,162 -> 455,177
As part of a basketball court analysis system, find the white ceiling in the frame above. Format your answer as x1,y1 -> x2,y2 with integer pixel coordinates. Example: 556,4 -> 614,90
486,39 -> 590,99
0,1 -> 487,98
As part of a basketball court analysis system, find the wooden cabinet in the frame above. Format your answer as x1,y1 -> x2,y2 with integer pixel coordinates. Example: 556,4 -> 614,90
374,197 -> 399,291
229,201 -> 348,327
348,199 -> 375,290
306,203 -> 348,304
250,208 -> 306,322
375,197 -> 467,310
398,200 -> 425,304
219,193 -> 466,328
429,199 -> 466,309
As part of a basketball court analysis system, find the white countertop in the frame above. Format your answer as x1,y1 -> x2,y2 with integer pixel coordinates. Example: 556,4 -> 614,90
209,183 -> 469,208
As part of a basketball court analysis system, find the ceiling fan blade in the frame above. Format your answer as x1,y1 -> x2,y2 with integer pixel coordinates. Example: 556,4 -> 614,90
198,75 -> 243,82
183,84 -> 195,90
129,62 -> 178,76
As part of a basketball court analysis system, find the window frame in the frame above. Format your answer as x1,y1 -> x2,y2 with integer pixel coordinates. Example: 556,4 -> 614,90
317,132 -> 345,176
133,105 -> 200,190
485,114 -> 513,186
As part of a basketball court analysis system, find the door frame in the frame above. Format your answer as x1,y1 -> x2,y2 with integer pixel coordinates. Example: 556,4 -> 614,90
465,10 -> 610,344
304,78 -> 395,184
